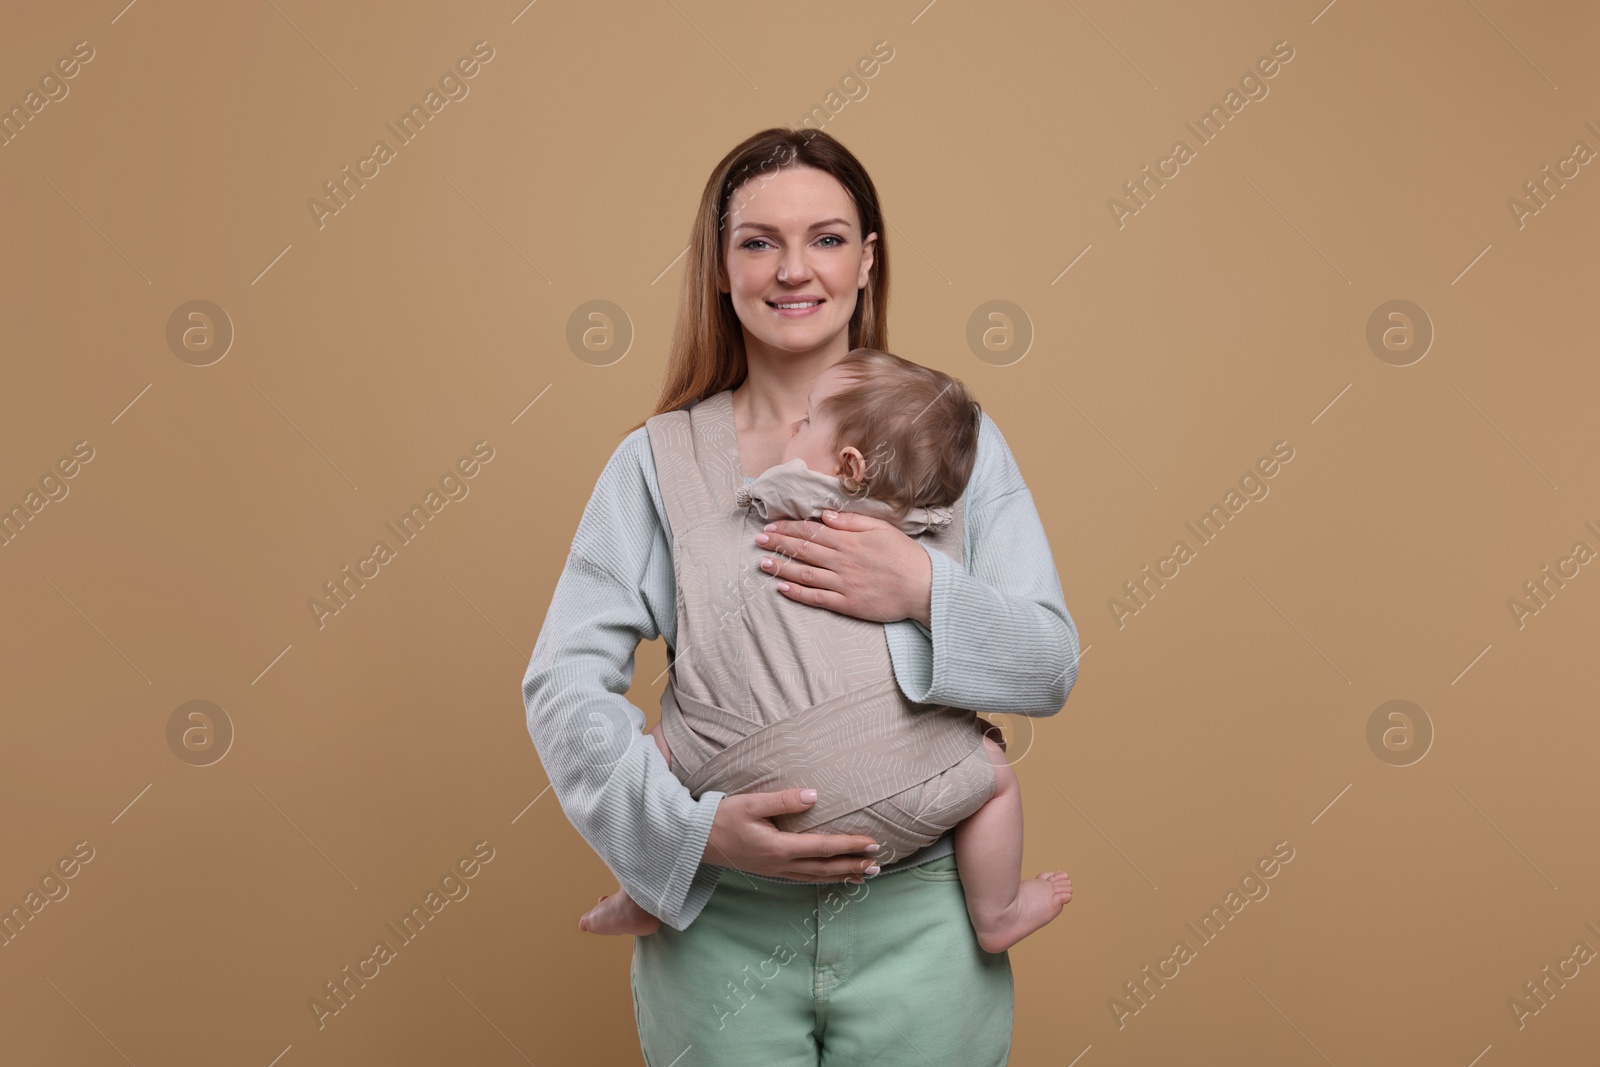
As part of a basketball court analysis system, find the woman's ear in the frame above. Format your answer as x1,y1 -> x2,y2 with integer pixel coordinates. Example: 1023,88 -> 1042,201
858,232 -> 878,287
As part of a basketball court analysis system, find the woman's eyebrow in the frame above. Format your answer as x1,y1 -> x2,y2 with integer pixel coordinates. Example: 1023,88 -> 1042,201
734,218 -> 852,234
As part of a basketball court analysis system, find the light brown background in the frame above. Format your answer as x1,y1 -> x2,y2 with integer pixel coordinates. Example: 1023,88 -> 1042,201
3,0 -> 1597,1064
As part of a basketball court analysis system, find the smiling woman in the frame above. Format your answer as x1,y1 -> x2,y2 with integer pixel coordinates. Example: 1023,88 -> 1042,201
523,127 -> 1079,1066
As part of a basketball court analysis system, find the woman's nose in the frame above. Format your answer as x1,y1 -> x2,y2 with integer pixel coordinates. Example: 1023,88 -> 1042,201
778,248 -> 813,282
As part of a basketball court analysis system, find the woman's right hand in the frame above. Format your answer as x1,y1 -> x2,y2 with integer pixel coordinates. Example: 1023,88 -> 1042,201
701,788 -> 882,883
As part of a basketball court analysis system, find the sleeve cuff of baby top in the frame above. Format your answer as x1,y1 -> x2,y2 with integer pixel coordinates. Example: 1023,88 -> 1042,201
885,541 -> 959,704
657,789 -> 726,931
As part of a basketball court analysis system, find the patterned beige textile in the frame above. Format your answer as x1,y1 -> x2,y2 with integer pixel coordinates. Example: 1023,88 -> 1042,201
647,389 -> 995,864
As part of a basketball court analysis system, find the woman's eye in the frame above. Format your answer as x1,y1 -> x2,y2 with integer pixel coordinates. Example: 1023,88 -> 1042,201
741,236 -> 844,250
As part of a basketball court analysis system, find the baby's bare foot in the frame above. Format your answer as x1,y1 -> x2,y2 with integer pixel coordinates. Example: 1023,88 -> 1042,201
578,890 -> 662,936
974,872 -> 1073,954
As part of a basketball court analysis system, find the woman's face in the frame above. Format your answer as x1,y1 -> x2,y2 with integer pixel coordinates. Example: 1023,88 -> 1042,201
720,165 -> 878,363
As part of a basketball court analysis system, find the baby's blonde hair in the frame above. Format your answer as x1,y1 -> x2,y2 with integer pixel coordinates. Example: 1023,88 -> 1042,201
819,348 -> 981,519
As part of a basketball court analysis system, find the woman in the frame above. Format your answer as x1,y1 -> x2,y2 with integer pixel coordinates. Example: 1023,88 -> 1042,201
522,127 -> 1078,1065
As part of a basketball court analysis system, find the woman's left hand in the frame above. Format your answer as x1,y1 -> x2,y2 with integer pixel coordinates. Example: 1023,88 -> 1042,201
754,509 -> 932,627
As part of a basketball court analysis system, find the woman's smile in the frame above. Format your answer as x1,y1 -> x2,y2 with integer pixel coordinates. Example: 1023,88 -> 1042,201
768,297 -> 826,318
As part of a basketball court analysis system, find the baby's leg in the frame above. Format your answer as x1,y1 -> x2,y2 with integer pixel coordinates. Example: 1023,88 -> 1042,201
578,885 -> 661,935
577,724 -> 674,936
952,736 -> 1073,954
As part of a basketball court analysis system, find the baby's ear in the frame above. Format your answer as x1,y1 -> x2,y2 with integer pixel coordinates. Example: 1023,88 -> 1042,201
839,446 -> 868,488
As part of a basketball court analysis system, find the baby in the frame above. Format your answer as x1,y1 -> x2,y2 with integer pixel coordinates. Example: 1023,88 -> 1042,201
580,348 -> 1072,952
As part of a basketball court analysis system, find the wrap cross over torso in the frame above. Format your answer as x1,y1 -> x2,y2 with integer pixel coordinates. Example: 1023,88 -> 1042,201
647,388 -> 996,864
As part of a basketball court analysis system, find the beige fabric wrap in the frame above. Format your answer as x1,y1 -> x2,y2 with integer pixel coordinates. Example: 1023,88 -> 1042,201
645,389 -> 996,865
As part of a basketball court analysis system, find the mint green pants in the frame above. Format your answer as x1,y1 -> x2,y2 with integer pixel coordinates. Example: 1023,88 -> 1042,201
630,854 -> 1014,1065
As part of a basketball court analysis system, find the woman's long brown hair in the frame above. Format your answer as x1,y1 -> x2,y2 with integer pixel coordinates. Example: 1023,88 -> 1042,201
624,128 -> 891,435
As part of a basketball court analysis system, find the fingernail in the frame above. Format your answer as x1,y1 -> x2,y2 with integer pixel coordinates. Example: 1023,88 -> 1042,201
800,788 -> 817,803
764,523 -> 776,532
755,533 -> 769,544
864,865 -> 881,876
864,843 -> 880,852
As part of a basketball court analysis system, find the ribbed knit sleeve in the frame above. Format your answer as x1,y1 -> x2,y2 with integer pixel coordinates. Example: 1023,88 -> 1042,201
521,429 -> 726,932
885,411 -> 1080,714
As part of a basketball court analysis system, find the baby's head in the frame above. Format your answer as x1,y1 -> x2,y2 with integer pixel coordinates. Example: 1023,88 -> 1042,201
782,347 -> 980,519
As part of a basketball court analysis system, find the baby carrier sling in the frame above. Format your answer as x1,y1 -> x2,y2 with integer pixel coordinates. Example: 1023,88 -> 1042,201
646,388 -> 996,865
